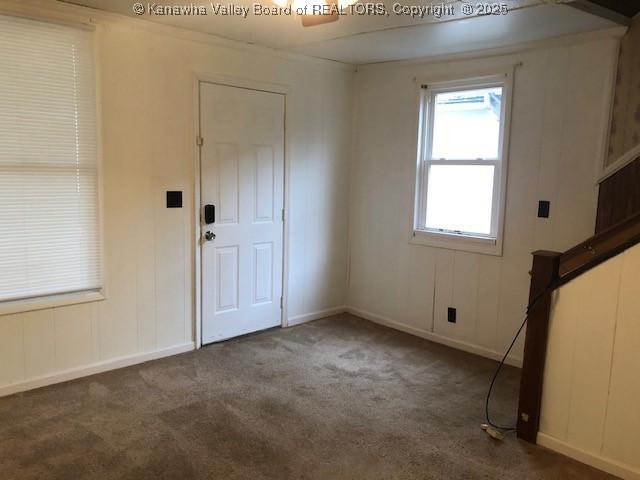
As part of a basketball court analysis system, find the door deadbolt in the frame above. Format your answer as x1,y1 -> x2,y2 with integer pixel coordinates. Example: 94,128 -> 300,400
204,231 -> 216,241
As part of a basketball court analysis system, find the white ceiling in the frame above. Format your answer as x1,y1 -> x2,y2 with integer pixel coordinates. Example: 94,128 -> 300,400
60,0 -> 616,64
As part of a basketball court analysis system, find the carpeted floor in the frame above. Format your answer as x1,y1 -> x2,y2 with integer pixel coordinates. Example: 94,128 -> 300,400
0,314 -> 614,480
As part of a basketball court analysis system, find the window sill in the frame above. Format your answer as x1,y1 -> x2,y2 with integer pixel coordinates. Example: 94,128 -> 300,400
0,290 -> 105,316
410,230 -> 503,256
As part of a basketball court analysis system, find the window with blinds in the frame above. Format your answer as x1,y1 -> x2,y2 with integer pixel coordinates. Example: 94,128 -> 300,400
0,14 -> 101,303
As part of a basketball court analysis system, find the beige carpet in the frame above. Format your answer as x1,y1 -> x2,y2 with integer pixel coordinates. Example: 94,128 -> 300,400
0,313 -> 614,479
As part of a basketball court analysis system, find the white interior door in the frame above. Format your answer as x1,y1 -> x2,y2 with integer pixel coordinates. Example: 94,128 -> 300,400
200,82 -> 284,344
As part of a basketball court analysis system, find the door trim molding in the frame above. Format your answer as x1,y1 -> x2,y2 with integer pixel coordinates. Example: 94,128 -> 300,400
193,73 -> 291,347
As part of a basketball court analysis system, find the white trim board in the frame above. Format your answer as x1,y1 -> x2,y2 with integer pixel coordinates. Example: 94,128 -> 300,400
360,26 -> 626,69
288,305 -> 523,368
598,143 -> 640,184
0,342 -> 195,398
283,304 -> 525,368
347,307 -> 523,368
0,306 -> 520,397
287,306 -> 347,327
0,291 -> 105,316
537,433 -> 640,480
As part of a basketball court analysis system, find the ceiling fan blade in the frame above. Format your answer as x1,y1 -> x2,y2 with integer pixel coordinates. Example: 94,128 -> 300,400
300,0 -> 340,26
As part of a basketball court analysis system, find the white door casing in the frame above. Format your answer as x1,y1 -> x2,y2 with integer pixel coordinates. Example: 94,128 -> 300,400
200,82 -> 285,344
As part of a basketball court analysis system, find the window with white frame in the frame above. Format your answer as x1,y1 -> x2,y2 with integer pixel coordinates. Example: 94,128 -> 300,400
413,73 -> 512,254
0,14 -> 101,304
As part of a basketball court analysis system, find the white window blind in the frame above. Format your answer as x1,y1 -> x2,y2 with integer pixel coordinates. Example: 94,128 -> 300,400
0,15 -> 101,303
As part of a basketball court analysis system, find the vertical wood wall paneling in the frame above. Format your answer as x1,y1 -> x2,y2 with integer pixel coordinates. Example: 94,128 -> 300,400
563,257 -> 621,452
450,252 -> 480,344
0,315 -> 25,385
532,48 -> 567,251
495,51 -> 545,356
538,288 -> 577,439
474,255 -> 502,351
539,243 -> 640,475
596,156 -> 640,232
22,310 -> 56,379
53,304 -> 95,372
601,245 -> 640,468
395,243 -> 436,332
433,249 -> 454,337
553,42 -> 605,248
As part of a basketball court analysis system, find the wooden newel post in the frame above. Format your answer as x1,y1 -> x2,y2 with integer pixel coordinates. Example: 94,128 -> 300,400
516,250 -> 561,443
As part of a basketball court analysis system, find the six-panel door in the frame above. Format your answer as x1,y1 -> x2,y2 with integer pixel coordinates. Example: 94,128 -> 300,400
200,82 -> 285,344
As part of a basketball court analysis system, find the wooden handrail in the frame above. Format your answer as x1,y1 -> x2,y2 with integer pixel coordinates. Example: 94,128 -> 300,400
559,210 -> 640,283
516,211 -> 640,443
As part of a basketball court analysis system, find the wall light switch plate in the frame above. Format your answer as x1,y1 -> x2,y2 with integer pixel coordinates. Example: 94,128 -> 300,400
166,191 -> 182,208
538,200 -> 550,218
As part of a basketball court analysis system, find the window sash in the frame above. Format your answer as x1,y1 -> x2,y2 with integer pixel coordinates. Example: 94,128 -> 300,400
420,160 -> 501,238
423,82 -> 506,162
415,76 -> 508,241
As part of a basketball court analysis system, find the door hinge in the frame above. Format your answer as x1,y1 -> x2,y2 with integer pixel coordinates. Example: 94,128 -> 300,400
280,296 -> 283,309
281,208 -> 285,222
196,136 -> 204,146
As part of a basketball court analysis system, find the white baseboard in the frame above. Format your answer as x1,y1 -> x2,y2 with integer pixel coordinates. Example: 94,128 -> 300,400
538,433 -> 640,480
0,342 -> 195,398
347,306 -> 523,368
1,305 -> 521,397
287,306 -> 347,327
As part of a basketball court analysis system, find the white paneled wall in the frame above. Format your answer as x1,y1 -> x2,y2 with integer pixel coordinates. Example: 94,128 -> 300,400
539,243 -> 640,480
348,31 -> 621,365
0,3 -> 352,396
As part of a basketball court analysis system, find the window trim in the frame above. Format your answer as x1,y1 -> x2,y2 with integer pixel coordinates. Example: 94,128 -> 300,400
411,71 -> 514,256
0,290 -> 105,316
0,15 -> 106,315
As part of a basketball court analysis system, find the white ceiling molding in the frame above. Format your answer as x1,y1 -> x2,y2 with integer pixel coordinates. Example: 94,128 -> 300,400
53,0 -> 619,64
356,26 -> 625,70
3,0 -> 622,65
0,0 -> 354,69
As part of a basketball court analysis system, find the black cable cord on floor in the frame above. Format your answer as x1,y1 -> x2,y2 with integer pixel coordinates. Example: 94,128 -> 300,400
484,314 -> 527,432
484,288 -> 553,433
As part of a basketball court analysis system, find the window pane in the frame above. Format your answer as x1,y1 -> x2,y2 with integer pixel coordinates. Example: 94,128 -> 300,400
425,165 -> 494,236
431,87 -> 502,160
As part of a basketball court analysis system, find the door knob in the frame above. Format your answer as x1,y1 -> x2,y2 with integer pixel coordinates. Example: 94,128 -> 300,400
204,231 -> 216,241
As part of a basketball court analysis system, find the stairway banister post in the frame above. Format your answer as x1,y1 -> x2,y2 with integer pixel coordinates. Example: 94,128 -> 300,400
516,250 -> 562,443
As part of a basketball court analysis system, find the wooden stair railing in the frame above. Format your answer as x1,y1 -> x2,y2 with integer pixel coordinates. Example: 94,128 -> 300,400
516,210 -> 640,443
